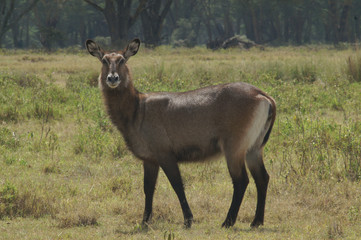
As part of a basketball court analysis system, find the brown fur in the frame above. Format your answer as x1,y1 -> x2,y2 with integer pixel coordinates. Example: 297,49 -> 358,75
85,39 -> 276,228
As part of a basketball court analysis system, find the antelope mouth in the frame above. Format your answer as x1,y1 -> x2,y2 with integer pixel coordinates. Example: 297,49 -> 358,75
106,80 -> 120,88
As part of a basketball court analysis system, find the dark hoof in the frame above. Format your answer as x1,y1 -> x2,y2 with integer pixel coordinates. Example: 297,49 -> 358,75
184,217 -> 193,229
250,219 -> 263,228
221,218 -> 235,228
142,212 -> 152,228
141,221 -> 149,229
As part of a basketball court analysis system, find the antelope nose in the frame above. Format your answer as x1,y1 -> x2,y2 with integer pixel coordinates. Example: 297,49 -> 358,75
107,75 -> 119,83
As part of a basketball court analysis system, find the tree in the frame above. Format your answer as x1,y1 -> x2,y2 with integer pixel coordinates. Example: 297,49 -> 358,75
328,0 -> 354,44
199,0 -> 214,42
33,0 -> 66,50
84,0 -> 147,47
1,0 -> 361,49
167,0 -> 202,47
60,0 -> 107,47
221,1 -> 234,39
338,0 -> 353,42
140,0 -> 173,47
0,0 -> 40,47
198,0 -> 236,44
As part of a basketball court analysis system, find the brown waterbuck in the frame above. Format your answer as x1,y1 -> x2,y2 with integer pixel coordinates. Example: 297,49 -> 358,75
85,38 -> 276,229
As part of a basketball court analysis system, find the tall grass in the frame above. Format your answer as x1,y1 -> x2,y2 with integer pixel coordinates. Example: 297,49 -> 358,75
0,182 -> 56,219
0,72 -> 71,122
346,52 -> 361,82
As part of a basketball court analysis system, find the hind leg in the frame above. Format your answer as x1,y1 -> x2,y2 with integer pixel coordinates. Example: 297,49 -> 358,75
246,149 -> 269,228
222,150 -> 249,228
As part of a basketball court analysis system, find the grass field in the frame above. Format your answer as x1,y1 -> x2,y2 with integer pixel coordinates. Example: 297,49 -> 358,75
0,45 -> 361,239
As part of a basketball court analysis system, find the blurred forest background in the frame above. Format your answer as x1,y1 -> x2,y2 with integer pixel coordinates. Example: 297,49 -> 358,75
0,0 -> 361,50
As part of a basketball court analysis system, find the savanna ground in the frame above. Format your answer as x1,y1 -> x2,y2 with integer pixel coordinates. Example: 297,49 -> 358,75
0,45 -> 361,240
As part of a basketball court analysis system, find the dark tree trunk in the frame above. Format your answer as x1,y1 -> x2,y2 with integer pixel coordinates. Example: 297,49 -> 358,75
204,16 -> 213,42
251,8 -> 259,43
339,0 -> 353,42
0,0 -> 15,47
235,15 -> 241,35
273,15 -> 282,42
284,16 -> 290,42
11,22 -> 22,48
103,0 -> 121,46
80,21 -> 87,46
0,0 -> 39,47
200,0 -> 214,43
355,15 -> 361,41
294,10 -> 305,45
303,18 -> 312,43
243,13 -> 255,41
328,0 -> 339,44
140,0 -> 173,47
84,0 -> 147,48
324,22 -> 331,42
222,0 -> 234,39
33,0 -> 62,51
25,14 -> 30,48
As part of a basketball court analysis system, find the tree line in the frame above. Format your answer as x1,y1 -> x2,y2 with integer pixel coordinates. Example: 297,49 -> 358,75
0,0 -> 360,49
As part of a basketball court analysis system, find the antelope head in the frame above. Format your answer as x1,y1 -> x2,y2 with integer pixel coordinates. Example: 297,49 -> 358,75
85,39 -> 140,89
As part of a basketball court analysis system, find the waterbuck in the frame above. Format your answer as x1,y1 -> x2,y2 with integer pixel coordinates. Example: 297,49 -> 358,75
85,38 -> 276,228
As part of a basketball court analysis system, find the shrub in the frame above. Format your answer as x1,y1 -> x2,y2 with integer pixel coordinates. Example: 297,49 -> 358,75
56,208 -> 99,228
66,72 -> 99,92
171,18 -> 197,48
108,176 -> 132,196
0,72 -> 44,89
0,72 -> 69,122
290,63 -> 317,83
57,212 -> 98,228
0,182 -> 17,218
0,127 -> 20,149
0,182 -> 55,219
327,221 -> 343,239
74,125 -> 109,160
346,53 -> 361,82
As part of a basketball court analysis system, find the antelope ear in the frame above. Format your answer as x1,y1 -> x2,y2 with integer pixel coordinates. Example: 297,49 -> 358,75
124,38 -> 140,60
85,40 -> 105,61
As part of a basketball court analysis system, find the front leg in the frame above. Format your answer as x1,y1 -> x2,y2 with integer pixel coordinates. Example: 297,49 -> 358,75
142,161 -> 159,227
159,160 -> 193,228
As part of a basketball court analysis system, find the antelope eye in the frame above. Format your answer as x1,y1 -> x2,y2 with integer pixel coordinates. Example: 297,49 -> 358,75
102,59 -> 108,65
118,58 -> 125,64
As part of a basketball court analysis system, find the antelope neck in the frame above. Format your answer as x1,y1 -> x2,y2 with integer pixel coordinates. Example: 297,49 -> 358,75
102,83 -> 141,133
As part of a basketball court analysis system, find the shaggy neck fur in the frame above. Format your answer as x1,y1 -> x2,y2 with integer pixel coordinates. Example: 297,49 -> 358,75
101,79 -> 141,135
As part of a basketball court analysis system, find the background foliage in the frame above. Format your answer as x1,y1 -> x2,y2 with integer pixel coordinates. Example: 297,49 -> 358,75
1,0 -> 361,49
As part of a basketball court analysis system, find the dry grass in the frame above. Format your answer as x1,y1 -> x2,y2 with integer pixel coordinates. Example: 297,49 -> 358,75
346,52 -> 361,82
0,45 -> 361,239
